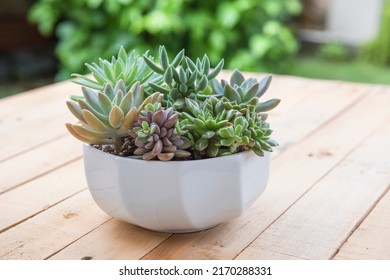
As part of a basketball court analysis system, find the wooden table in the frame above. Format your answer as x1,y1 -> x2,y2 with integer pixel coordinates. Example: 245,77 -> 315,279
0,72 -> 389,260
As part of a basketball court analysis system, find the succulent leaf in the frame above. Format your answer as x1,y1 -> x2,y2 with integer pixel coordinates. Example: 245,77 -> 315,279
160,46 -> 169,69
71,124 -> 112,140
82,110 -> 111,132
72,74 -> 101,90
195,138 -> 209,151
185,56 -> 196,71
245,83 -> 260,101
66,101 -> 86,124
207,59 -> 224,80
98,92 -> 113,114
257,74 -> 272,98
256,99 -> 281,112
109,105 -> 124,128
202,55 -> 210,75
206,142 -> 219,157
230,69 -> 245,86
224,84 -> 241,102
143,54 -> 165,74
65,123 -> 114,145
175,150 -> 192,158
118,46 -> 127,62
198,75 -> 208,91
164,66 -> 174,85
171,49 -> 185,67
202,131 -> 216,139
82,87 -> 104,114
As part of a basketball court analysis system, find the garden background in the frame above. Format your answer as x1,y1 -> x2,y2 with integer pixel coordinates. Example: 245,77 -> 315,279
1,0 -> 390,99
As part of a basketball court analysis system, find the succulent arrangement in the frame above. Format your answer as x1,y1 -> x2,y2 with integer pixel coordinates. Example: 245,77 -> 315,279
66,46 -> 280,161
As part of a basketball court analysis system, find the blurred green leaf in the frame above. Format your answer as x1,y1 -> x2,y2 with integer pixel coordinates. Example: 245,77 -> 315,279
249,35 -> 272,59
217,2 -> 240,29
28,0 -> 301,78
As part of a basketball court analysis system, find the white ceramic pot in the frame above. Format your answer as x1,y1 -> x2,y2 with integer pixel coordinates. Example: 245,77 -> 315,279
83,144 -> 270,233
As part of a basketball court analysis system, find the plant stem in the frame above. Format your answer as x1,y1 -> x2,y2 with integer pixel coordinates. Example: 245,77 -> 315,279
114,136 -> 123,154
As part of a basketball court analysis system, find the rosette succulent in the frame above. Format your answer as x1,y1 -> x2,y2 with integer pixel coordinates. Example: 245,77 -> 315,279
181,96 -> 277,158
212,69 -> 280,113
143,46 -> 224,109
66,80 -> 162,153
72,46 -> 162,94
128,104 -> 191,161
217,109 -> 278,157
181,97 -> 236,158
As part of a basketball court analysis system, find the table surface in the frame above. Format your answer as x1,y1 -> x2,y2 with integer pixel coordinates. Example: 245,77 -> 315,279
0,72 -> 389,260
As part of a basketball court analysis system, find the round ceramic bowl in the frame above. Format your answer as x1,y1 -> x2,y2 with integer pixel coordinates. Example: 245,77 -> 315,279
83,144 -> 270,233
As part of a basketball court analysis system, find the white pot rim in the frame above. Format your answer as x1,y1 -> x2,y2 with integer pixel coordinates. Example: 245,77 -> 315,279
83,143 -> 259,164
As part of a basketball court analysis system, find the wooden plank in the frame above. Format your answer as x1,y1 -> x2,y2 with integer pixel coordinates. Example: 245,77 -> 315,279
0,83 -> 80,162
0,80 -> 79,119
237,248 -> 305,260
333,190 -> 390,259
0,135 -> 82,194
0,82 -> 78,136
49,219 -> 170,260
45,81 -> 366,259
0,159 -> 85,233
270,81 -> 369,155
236,123 -> 390,259
0,190 -> 109,260
142,86 -> 389,260
0,97 -> 69,134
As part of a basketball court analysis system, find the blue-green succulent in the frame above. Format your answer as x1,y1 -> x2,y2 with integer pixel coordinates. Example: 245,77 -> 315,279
211,69 -> 280,113
143,46 -> 224,110
72,46 -> 162,94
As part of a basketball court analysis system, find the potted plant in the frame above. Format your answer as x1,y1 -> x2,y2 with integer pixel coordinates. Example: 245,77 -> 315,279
65,46 -> 280,233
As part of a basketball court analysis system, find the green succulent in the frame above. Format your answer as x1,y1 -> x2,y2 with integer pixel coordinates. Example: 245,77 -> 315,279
181,97 -> 238,158
71,46 -> 162,93
181,96 -> 278,157
143,46 -> 224,109
216,116 -> 251,155
66,80 -> 163,153
211,69 -> 280,113
218,109 -> 278,157
128,105 -> 192,161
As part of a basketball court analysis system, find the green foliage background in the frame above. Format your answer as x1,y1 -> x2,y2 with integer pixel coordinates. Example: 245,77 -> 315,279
29,0 -> 301,80
359,0 -> 390,66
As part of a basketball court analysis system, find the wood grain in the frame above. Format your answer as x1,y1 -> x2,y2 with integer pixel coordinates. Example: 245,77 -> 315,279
0,81 -> 80,162
0,159 -> 85,232
49,219 -> 171,260
334,189 -> 390,259
0,135 -> 81,194
269,81 -> 368,156
0,191 -> 109,260
0,80 -> 78,120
